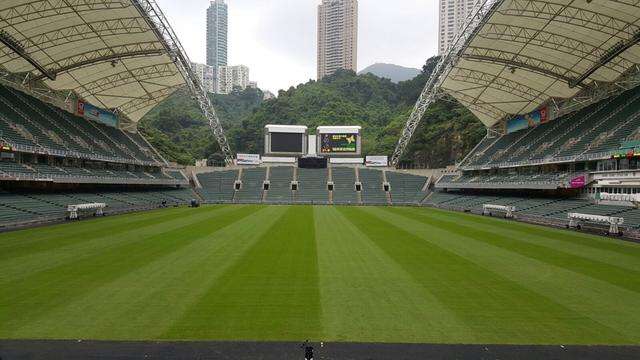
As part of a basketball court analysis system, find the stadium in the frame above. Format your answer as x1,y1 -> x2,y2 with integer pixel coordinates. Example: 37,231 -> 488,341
0,0 -> 640,359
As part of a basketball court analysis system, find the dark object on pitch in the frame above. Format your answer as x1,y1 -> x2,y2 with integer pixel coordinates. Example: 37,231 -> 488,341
301,340 -> 314,360
190,199 -> 200,208
161,200 -> 167,208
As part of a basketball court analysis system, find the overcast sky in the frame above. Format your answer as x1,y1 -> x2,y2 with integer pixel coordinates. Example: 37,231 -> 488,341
155,0 -> 439,94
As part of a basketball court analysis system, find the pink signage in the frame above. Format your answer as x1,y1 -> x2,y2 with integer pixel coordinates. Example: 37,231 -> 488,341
570,175 -> 586,189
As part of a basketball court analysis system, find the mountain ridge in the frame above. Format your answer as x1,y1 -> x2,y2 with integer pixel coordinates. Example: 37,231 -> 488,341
358,63 -> 421,83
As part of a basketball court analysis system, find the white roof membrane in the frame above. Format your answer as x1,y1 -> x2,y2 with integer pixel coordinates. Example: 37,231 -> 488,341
441,0 -> 640,127
0,0 -> 186,123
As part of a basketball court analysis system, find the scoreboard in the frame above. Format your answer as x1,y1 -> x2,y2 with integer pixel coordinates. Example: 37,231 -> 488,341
271,132 -> 304,153
320,133 -> 358,153
264,125 -> 308,156
316,126 -> 362,156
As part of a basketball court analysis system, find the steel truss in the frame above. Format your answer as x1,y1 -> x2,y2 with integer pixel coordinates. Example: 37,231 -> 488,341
463,46 -> 582,85
117,84 -> 180,114
478,23 -> 632,74
390,0 -> 503,167
497,0 -> 639,39
448,67 -> 544,102
131,0 -> 233,165
77,62 -> 178,97
552,66 -> 640,119
0,66 -> 70,109
0,0 -> 130,27
10,17 -> 150,55
31,42 -> 166,80
440,88 -> 508,120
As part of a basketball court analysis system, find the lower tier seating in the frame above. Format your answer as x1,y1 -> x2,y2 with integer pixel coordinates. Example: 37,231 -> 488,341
235,168 -> 266,203
0,187 -> 196,227
360,169 -> 388,205
332,167 -> 358,205
265,166 -> 293,203
296,168 -> 329,204
388,172 -> 428,205
196,170 -> 238,203
425,191 -> 640,228
195,167 -> 428,206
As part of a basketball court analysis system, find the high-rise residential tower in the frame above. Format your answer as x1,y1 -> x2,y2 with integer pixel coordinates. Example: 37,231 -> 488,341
217,65 -> 250,94
317,0 -> 358,80
207,0 -> 228,67
191,62 -> 216,93
438,0 -> 479,54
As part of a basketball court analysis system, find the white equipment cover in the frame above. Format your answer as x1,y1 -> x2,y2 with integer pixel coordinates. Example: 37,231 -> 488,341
567,212 -> 624,235
482,204 -> 515,218
67,202 -> 106,219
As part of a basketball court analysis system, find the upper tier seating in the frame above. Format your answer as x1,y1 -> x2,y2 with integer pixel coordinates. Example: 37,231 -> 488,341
265,166 -> 293,203
388,172 -> 428,204
462,86 -> 640,169
0,84 -> 162,165
0,161 -> 186,185
235,168 -> 266,203
0,187 -> 195,227
359,168 -> 388,205
332,167 -> 358,205
437,171 -> 571,189
296,168 -> 329,204
196,170 -> 238,203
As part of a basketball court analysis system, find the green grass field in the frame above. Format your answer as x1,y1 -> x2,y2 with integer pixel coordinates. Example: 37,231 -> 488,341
1,204 -> 640,345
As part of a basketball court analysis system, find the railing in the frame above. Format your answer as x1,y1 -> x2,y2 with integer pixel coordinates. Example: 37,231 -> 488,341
592,169 -> 640,180
1,169 -> 188,185
461,150 -> 614,170
436,171 -> 581,190
5,139 -> 163,167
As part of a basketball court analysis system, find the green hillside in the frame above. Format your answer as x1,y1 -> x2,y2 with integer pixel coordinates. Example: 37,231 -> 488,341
140,56 -> 484,167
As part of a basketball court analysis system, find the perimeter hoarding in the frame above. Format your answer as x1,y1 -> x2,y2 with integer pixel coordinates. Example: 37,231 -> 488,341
236,154 -> 261,165
365,156 -> 389,167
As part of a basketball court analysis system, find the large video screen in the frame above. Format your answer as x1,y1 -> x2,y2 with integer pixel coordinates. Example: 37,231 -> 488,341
270,132 -> 304,153
320,133 -> 358,153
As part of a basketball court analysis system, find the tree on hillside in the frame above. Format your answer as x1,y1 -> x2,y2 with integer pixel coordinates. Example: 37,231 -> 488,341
139,56 -> 484,168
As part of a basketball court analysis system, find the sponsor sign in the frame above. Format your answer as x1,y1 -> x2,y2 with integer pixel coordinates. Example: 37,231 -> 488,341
506,107 -> 548,134
569,175 -> 586,189
365,156 -> 388,167
261,156 -> 297,163
236,153 -> 261,165
77,100 -> 119,128
329,157 -> 364,164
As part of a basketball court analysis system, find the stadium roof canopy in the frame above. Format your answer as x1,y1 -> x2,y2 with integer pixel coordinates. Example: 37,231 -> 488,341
0,0 -> 189,123
0,0 -> 233,163
441,0 -> 640,128
392,0 -> 640,165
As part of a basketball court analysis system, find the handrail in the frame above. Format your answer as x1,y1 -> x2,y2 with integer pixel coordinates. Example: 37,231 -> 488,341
0,169 -> 188,185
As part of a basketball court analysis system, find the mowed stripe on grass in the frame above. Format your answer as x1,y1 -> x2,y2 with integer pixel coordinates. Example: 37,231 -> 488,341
0,205 -> 639,344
